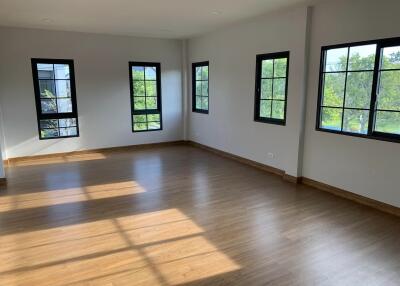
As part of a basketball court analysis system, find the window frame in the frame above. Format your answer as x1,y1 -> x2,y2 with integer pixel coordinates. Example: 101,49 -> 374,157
129,61 -> 163,133
254,51 -> 290,126
316,37 -> 400,143
31,58 -> 79,140
192,61 -> 209,114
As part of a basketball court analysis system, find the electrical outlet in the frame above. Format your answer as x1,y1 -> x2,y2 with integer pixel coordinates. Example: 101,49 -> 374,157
267,152 -> 274,159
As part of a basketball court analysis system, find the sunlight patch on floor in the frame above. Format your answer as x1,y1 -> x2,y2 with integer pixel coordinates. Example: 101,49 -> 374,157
0,208 -> 240,286
0,181 -> 145,212
144,236 -> 240,285
8,152 -> 107,167
0,209 -> 186,252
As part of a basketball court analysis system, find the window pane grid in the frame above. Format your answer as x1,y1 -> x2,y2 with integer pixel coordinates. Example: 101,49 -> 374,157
32,59 -> 78,140
37,67 -> 73,115
318,38 -> 400,141
195,95 -> 207,109
374,111 -> 400,135
132,113 -> 161,132
38,64 -> 55,79
192,62 -> 209,113
39,78 -> 73,113
319,46 -> 375,134
255,52 -> 289,124
39,118 -> 78,139
373,47 -> 400,135
130,63 -> 162,132
196,81 -> 202,96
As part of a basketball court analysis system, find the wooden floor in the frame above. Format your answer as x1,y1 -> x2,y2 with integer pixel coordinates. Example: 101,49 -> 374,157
0,145 -> 400,286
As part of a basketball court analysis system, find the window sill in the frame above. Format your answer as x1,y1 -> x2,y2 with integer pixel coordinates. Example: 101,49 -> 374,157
254,118 -> 286,126
192,109 -> 209,114
316,127 -> 400,144
39,134 -> 80,140
132,128 -> 162,133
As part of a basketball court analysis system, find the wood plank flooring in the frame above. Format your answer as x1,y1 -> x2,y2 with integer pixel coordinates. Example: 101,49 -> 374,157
0,144 -> 399,286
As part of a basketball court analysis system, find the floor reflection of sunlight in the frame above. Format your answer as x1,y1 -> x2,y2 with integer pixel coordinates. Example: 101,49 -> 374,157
0,181 -> 146,212
0,208 -> 241,286
144,236 -> 240,285
119,219 -> 204,246
8,152 -> 107,167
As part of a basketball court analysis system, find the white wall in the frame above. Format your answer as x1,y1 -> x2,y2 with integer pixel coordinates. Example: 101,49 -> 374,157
186,0 -> 400,208
1,0 -> 400,208
0,27 -> 183,159
187,7 -> 309,177
302,0 -> 400,207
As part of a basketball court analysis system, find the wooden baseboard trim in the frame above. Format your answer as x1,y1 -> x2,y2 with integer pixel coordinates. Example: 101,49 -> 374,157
6,139 -> 398,217
301,177 -> 400,217
5,140 -> 185,166
187,141 -> 285,177
187,140 -> 400,217
283,173 -> 302,184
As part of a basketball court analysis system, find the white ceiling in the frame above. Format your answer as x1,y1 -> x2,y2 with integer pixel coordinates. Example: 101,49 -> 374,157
0,0 -> 314,39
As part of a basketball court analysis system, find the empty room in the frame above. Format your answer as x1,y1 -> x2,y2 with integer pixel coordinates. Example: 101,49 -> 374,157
0,0 -> 400,285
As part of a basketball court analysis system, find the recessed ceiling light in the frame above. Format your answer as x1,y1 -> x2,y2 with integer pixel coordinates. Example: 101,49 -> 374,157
211,10 -> 222,16
41,18 -> 53,24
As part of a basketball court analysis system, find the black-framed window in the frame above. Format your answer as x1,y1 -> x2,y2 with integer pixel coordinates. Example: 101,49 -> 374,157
192,61 -> 209,114
254,52 -> 289,125
31,58 -> 79,140
129,62 -> 162,132
317,37 -> 400,142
